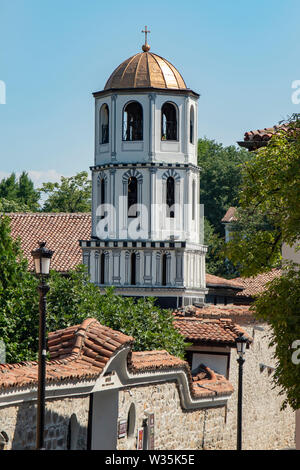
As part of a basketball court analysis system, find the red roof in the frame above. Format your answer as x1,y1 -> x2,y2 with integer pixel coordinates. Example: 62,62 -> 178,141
233,268 -> 282,297
206,273 -> 243,290
6,213 -> 91,272
0,319 -> 133,390
173,307 -> 252,346
221,207 -> 237,223
0,319 -> 233,400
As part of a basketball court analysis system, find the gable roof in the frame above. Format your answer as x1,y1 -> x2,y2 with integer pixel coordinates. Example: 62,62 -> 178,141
5,212 -> 91,272
0,319 -> 133,390
173,307 -> 252,346
233,268 -> 282,298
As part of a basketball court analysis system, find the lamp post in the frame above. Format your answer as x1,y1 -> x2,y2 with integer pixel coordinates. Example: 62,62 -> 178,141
31,241 -> 54,450
235,332 -> 248,451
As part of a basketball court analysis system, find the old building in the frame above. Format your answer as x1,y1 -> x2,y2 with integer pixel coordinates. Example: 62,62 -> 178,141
79,35 -> 206,308
0,319 -> 234,450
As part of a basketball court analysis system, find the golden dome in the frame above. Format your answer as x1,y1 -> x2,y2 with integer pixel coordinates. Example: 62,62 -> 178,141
104,51 -> 187,90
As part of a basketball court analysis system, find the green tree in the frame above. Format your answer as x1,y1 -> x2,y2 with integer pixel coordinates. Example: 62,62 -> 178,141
40,172 -> 91,212
198,138 -> 250,236
17,171 -> 40,210
204,218 -> 238,278
0,172 -> 40,211
225,115 -> 300,409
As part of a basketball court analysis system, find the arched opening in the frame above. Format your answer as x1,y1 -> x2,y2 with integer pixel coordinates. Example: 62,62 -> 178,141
127,403 -> 136,438
161,102 -> 178,141
98,178 -> 106,219
100,253 -> 105,284
128,176 -> 138,218
192,179 -> 196,220
100,104 -> 109,144
166,176 -> 175,218
162,253 -> 167,286
123,101 -> 143,141
131,252 -> 136,285
190,105 -> 194,144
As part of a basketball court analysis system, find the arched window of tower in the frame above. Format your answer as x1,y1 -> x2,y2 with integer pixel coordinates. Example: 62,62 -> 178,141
166,176 -> 175,218
123,101 -> 143,141
128,176 -> 138,218
100,104 -> 109,144
161,102 -> 178,141
190,105 -> 194,144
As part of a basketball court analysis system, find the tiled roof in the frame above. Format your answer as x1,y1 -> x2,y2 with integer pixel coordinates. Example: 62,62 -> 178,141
129,350 -> 233,399
221,207 -> 237,223
206,273 -> 243,290
233,268 -> 282,297
5,213 -> 91,272
243,124 -> 289,142
0,319 -> 234,400
0,319 -> 133,390
173,307 -> 252,346
129,350 -> 185,372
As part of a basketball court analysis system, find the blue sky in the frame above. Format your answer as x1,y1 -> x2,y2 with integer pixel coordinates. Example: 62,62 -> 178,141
0,0 -> 300,186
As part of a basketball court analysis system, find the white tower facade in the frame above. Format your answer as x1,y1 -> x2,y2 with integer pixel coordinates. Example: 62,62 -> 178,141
80,40 -> 207,308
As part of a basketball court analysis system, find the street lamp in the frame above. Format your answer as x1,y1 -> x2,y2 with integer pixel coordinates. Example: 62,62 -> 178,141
31,241 -> 54,450
235,332 -> 248,451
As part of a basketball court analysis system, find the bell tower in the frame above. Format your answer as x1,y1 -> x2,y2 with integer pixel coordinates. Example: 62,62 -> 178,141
80,31 -> 207,308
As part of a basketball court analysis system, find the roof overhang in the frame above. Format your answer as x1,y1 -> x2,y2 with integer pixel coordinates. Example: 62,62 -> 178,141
92,87 -> 200,100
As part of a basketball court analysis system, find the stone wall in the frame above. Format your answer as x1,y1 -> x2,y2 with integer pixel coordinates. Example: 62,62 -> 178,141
223,322 -> 295,450
117,381 -> 226,450
0,395 -> 89,450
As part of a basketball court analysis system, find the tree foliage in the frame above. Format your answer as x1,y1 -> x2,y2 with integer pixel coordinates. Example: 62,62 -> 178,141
204,218 -> 238,278
198,138 -> 250,236
225,115 -> 300,410
0,172 -> 40,211
39,172 -> 91,213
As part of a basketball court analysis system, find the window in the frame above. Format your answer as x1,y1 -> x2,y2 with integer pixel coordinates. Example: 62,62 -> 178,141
123,101 -> 143,141
131,252 -> 136,285
100,104 -> 109,144
190,105 -> 194,144
166,176 -> 175,218
98,178 -> 106,219
161,102 -> 178,141
128,176 -> 138,217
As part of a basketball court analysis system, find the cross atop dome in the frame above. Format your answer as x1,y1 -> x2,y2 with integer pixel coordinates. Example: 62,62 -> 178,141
142,26 -> 151,52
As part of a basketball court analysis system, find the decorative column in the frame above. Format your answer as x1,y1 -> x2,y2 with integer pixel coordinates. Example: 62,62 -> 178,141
94,250 -> 100,284
111,94 -> 117,160
149,167 -> 157,239
109,168 -> 116,238
148,93 -> 156,159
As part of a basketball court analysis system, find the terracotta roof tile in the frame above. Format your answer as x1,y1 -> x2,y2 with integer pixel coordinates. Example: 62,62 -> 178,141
0,319 -> 133,390
128,351 -> 234,399
205,273 -> 243,289
221,207 -> 237,223
5,213 -> 91,272
173,306 -> 252,346
233,268 -> 282,297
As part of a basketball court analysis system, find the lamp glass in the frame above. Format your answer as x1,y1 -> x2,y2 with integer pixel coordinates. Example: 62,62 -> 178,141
33,256 -> 51,275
